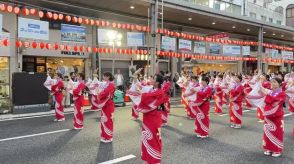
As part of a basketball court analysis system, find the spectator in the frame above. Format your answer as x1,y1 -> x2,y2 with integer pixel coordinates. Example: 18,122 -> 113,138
115,69 -> 124,91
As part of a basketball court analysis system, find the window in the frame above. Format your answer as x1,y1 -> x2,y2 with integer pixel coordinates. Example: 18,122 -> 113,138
261,15 -> 267,21
250,12 -> 256,19
286,9 -> 291,18
269,18 -> 273,23
276,20 -> 282,25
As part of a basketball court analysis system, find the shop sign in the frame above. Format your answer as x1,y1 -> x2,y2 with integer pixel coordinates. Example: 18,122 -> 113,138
61,51 -> 85,56
223,45 -> 241,56
281,51 -> 293,59
18,17 -> 49,40
61,24 -> 86,43
0,14 -> 2,35
127,32 -> 144,47
266,48 -> 280,59
161,36 -> 176,51
242,46 -> 250,56
97,29 -> 118,45
179,39 -> 192,53
209,43 -> 221,55
0,32 -> 10,56
194,42 -> 206,54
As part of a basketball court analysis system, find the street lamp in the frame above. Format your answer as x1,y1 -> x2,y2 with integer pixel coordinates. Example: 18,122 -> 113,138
107,31 -> 122,74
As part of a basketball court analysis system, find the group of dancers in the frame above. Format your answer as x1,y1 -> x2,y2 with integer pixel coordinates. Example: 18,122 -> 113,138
44,69 -> 294,164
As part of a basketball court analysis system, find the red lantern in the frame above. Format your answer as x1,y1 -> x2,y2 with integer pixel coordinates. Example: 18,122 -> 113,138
46,12 -> 53,19
87,47 -> 92,53
105,21 -> 109,27
60,45 -> 65,51
39,42 -> 45,49
126,24 -> 131,30
23,41 -> 30,48
32,42 -> 38,49
58,14 -> 64,20
79,46 -> 85,52
54,43 -> 59,50
45,43 -> 51,50
131,25 -> 135,31
95,20 -> 100,26
22,8 -> 30,16
107,48 -> 112,54
71,16 -> 77,23
65,45 -> 71,51
30,8 -> 37,15
117,23 -> 122,29
73,45 -> 78,52
0,4 -> 6,11
38,11 -> 44,18
143,50 -> 148,55
121,24 -> 126,29
112,22 -> 117,28
6,5 -> 13,13
65,15 -> 71,22
15,40 -> 22,48
53,13 -> 58,20
78,17 -> 83,24
99,20 -> 105,26
93,47 -> 98,53
84,18 -> 89,25
14,7 -> 20,14
90,19 -> 94,26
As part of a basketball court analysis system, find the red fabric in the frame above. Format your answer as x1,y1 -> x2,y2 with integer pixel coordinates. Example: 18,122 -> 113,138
256,81 -> 272,120
137,88 -> 164,164
162,81 -> 171,124
100,82 -> 115,140
52,80 -> 64,119
244,83 -> 252,108
91,95 -> 99,110
263,90 -> 286,153
229,84 -> 244,125
214,85 -> 223,114
193,86 -> 212,136
289,98 -> 294,113
73,82 -> 85,128
131,103 -> 139,119
281,82 -> 287,91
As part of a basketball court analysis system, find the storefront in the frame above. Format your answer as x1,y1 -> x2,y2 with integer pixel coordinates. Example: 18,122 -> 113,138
0,32 -> 11,112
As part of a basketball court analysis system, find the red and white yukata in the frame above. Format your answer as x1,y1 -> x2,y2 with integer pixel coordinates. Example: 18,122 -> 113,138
285,84 -> 294,137
51,79 -> 65,120
73,81 -> 86,129
214,83 -> 223,114
263,88 -> 286,154
162,81 -> 172,125
243,82 -> 253,109
257,81 -> 271,121
190,86 -> 212,137
229,83 -> 244,126
136,88 -> 164,164
98,82 -> 115,141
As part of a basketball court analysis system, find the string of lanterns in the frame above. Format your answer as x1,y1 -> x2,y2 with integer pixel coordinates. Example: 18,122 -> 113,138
1,2 -> 294,51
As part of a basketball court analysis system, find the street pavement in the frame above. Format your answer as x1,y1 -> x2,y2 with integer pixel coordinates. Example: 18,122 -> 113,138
0,104 -> 293,164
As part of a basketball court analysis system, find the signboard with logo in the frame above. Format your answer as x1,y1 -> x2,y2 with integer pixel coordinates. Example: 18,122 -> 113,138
281,51 -> 293,59
266,48 -> 280,58
0,14 -> 2,35
127,32 -> 144,47
209,43 -> 221,54
194,42 -> 206,54
97,29 -> 118,44
18,17 -> 49,40
179,39 -> 192,53
223,45 -> 241,56
161,36 -> 176,51
61,24 -> 86,42
242,46 -> 250,56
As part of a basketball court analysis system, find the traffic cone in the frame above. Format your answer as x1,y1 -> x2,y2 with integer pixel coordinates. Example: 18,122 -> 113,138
124,95 -> 130,102
83,94 -> 90,106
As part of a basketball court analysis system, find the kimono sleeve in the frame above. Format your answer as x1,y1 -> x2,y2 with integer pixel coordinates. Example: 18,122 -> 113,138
99,83 -> 115,99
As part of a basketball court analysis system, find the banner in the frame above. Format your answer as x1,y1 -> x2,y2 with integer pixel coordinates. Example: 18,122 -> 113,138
281,51 -> 294,59
97,29 -> 118,44
61,24 -> 86,42
18,17 -> 49,40
194,42 -> 206,54
179,39 -> 192,53
242,46 -> 250,56
266,48 -> 280,58
223,45 -> 241,56
0,14 -> 2,35
161,36 -> 176,51
209,43 -> 221,54
127,32 -> 144,47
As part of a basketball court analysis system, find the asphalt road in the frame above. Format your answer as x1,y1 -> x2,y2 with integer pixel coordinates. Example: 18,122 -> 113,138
0,104 -> 293,164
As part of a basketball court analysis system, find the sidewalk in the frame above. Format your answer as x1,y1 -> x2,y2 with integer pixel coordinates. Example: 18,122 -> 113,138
0,97 -> 181,120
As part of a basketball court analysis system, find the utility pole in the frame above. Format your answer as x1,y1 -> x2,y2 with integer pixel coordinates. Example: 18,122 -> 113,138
150,0 -> 158,75
257,27 -> 263,72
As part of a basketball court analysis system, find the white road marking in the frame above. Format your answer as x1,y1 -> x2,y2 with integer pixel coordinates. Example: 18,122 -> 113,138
0,129 -> 71,142
284,113 -> 293,117
98,154 -> 136,164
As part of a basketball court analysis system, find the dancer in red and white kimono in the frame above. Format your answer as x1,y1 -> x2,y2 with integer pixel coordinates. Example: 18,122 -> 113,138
243,74 -> 253,109
285,74 -> 294,137
229,75 -> 244,129
136,74 -> 165,164
214,75 -> 224,114
257,74 -> 271,122
98,72 -> 116,143
162,76 -> 172,126
185,76 -> 212,138
72,73 -> 86,130
260,78 -> 286,157
44,73 -> 65,121
86,75 -> 101,111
